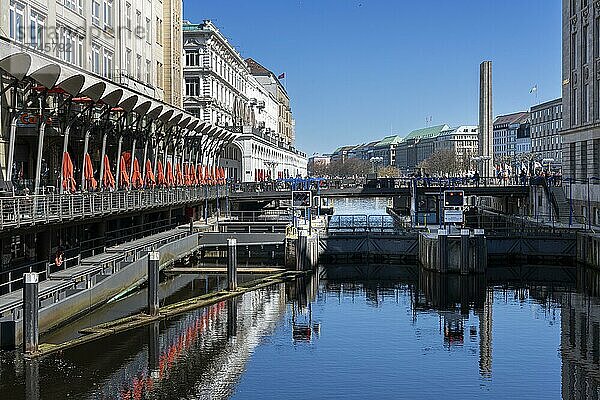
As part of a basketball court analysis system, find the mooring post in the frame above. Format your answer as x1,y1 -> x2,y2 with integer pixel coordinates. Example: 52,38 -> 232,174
148,252 -> 160,316
227,238 -> 238,291
23,272 -> 39,355
460,229 -> 470,275
474,229 -> 487,273
227,297 -> 238,338
437,229 -> 448,273
296,231 -> 308,271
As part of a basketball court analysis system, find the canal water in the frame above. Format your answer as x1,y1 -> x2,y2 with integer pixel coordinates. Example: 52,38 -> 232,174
0,198 -> 594,399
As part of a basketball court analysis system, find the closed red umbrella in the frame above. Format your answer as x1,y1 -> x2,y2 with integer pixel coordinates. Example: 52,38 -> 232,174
156,160 -> 165,186
103,155 -> 115,189
175,163 -> 183,186
145,159 -> 155,187
83,153 -> 97,190
166,161 -> 174,187
62,152 -> 76,193
197,164 -> 204,185
131,158 -> 143,189
119,154 -> 130,188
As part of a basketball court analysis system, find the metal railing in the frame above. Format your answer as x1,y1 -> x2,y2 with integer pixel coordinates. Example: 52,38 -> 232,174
0,185 -> 224,230
327,214 -> 411,234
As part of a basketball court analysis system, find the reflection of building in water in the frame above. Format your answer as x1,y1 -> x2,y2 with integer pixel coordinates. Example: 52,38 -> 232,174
415,271 -> 492,378
286,273 -> 320,343
80,285 -> 287,400
477,289 -> 493,378
561,292 -> 600,399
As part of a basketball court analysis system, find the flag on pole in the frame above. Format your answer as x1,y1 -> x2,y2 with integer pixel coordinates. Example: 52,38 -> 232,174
530,85 -> 538,94
277,72 -> 285,79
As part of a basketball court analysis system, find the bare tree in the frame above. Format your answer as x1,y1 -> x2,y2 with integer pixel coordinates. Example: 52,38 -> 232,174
419,149 -> 463,176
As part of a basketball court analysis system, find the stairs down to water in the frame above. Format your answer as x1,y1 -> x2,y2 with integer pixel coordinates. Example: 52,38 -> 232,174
549,186 -> 571,224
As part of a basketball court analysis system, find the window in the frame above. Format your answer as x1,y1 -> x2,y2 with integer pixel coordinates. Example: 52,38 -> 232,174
9,1 -> 25,43
581,141 -> 588,179
104,0 -> 113,29
103,49 -> 113,79
583,25 -> 589,64
126,48 -> 132,75
145,59 -> 151,84
146,18 -> 151,43
126,3 -> 132,30
92,0 -> 101,26
156,62 -> 163,89
92,43 -> 101,74
186,78 -> 200,96
30,10 -> 45,50
60,27 -> 83,67
186,50 -> 200,66
136,11 -> 142,37
136,54 -> 142,80
64,0 -> 83,15
156,18 -> 163,43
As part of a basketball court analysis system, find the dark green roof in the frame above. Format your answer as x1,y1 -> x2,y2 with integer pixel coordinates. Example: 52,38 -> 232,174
404,124 -> 449,140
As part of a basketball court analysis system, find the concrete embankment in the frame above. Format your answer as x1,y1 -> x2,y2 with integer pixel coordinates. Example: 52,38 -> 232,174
32,271 -> 306,358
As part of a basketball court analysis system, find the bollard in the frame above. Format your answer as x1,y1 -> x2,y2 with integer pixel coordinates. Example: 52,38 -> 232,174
148,252 -> 160,316
23,273 -> 39,354
460,229 -> 470,275
227,238 -> 238,291
474,229 -> 487,273
437,229 -> 448,273
296,231 -> 308,271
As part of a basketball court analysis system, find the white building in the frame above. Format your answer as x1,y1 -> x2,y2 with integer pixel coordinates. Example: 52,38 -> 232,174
435,125 -> 479,169
2,0 -> 182,106
182,20 -> 307,182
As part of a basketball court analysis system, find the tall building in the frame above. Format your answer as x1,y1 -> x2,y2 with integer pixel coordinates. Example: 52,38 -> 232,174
396,124 -> 450,172
162,0 -> 183,108
1,0 -> 182,106
246,58 -> 294,146
530,98 -> 563,169
562,0 -> 600,224
492,112 -> 530,159
182,21 -> 306,181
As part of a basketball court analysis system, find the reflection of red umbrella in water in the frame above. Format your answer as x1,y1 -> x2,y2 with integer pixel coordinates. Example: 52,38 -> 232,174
83,153 -> 97,190
62,152 -> 76,193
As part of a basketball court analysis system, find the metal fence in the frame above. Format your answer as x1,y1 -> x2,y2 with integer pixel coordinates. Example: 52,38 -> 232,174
327,214 -> 411,234
0,186 -> 224,230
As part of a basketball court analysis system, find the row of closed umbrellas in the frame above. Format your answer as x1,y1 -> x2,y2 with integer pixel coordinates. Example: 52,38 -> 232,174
61,152 -> 226,193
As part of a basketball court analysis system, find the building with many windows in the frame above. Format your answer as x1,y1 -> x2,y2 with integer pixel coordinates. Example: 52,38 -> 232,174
396,124 -> 450,173
2,0 -> 182,105
492,112 -> 530,158
530,98 -> 563,169
562,0 -> 600,225
435,125 -> 479,169
182,20 -> 306,182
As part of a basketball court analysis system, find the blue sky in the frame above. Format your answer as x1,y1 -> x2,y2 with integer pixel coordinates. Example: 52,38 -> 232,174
183,0 -> 562,155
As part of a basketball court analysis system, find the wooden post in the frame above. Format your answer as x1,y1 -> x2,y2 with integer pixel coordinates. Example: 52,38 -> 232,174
474,229 -> 487,273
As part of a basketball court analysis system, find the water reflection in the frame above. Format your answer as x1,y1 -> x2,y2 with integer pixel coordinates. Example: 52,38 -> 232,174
6,264 -> 600,399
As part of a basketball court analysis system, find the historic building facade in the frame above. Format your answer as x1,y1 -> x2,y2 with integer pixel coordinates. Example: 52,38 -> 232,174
435,125 -> 479,169
562,0 -> 600,224
182,21 -> 306,182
